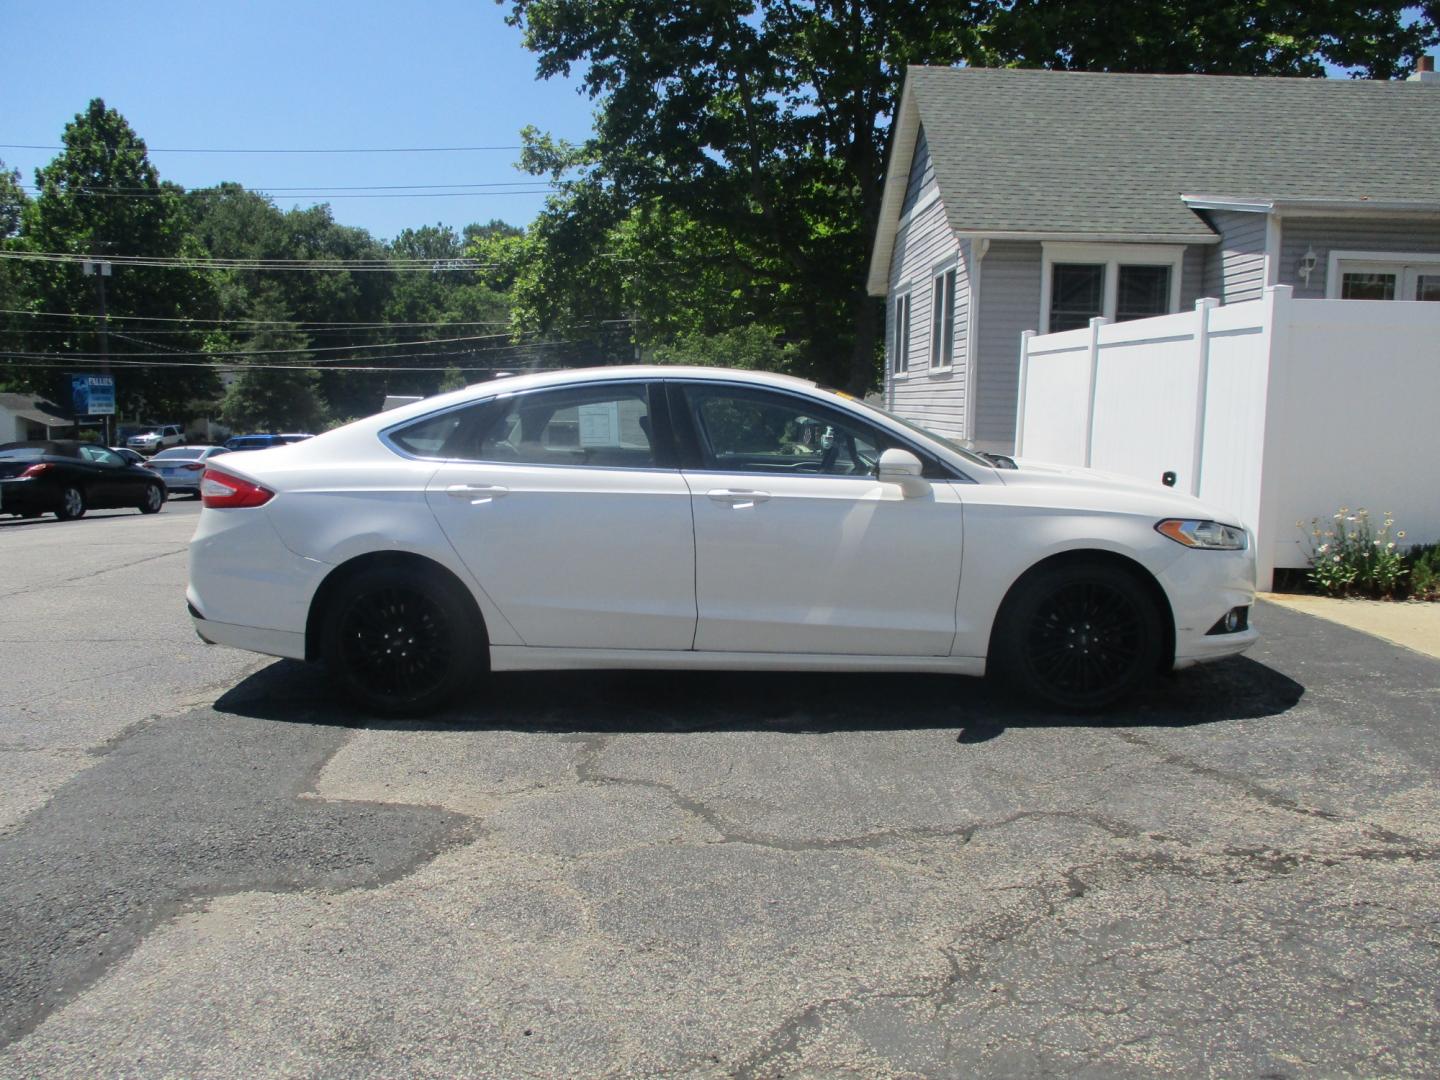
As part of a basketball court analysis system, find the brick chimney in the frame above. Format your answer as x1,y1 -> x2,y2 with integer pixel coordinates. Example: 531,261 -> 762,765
1409,54 -> 1438,84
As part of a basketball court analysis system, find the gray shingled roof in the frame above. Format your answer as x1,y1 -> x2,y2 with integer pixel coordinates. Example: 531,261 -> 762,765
909,66 -> 1440,240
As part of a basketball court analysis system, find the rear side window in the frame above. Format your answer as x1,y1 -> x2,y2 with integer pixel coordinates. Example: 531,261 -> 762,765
389,384 -> 658,469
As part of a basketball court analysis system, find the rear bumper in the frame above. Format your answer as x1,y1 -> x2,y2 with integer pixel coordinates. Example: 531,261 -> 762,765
187,504 -> 331,654
189,603 -> 306,659
0,478 -> 56,514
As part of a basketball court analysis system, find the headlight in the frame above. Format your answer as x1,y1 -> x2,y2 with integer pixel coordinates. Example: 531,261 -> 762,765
1155,519 -> 1248,550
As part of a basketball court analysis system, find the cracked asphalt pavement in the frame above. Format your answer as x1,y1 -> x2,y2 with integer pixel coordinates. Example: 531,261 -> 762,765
1,504 -> 1437,1077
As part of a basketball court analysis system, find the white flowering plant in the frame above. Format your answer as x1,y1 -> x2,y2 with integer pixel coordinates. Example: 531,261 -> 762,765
1301,507 -> 1407,598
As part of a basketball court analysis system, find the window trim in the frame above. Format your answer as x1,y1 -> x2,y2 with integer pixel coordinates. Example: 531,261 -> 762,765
1038,242 -> 1184,333
1325,249 -> 1440,300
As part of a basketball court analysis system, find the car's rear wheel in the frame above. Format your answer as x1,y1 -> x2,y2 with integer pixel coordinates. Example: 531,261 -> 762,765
993,560 -> 1162,711
139,483 -> 166,514
55,486 -> 86,521
321,564 -> 480,716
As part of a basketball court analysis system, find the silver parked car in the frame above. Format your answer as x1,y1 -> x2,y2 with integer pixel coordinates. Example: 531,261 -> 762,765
145,445 -> 230,496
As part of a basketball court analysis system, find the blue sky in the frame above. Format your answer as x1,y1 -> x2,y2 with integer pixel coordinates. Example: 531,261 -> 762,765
0,0 -> 595,240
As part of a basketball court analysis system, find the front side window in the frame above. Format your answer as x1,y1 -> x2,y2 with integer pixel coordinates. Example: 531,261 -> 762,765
684,387 -> 890,477
80,446 -> 123,466
930,267 -> 956,367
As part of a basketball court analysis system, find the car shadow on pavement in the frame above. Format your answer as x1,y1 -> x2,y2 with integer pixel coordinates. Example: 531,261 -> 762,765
213,654 -> 1304,743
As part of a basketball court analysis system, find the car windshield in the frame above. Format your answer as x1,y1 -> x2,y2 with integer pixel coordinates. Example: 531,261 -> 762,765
153,448 -> 205,460
822,391 -> 993,469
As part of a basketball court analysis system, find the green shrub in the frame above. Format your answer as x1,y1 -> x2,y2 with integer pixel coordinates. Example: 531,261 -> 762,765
1301,508 -> 1407,598
1407,543 -> 1440,601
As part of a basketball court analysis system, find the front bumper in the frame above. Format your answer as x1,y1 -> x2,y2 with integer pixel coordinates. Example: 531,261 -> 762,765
1157,544 -> 1259,667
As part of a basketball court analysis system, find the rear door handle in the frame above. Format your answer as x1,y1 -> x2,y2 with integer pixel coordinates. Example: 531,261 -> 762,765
707,488 -> 771,507
446,484 -> 508,502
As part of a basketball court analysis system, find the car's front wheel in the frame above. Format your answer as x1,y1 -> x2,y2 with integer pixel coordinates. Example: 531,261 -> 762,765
320,563 -> 482,716
139,483 -> 166,514
55,486 -> 86,521
993,560 -> 1163,711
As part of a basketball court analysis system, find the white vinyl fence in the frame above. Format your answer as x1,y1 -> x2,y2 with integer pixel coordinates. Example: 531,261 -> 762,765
1015,285 -> 1440,588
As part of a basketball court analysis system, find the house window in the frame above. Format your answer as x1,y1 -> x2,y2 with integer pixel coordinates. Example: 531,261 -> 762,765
1040,243 -> 1184,333
1049,264 -> 1104,332
1115,265 -> 1172,321
930,267 -> 956,367
1328,253 -> 1440,301
891,292 -> 912,373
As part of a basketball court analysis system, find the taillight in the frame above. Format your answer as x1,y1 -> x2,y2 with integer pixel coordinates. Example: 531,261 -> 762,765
200,468 -> 275,508
20,463 -> 51,477
183,462 -> 205,471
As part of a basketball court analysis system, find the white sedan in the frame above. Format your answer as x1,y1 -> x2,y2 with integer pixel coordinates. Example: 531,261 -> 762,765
187,366 -> 1256,715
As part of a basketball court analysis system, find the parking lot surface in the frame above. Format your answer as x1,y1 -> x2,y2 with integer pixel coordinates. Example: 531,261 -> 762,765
1,505 -> 1437,1077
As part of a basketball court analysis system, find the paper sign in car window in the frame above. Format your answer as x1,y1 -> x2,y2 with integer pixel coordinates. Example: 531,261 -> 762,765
578,401 -> 621,447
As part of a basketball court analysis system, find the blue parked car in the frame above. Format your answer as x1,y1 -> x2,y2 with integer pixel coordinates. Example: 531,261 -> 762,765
223,433 -> 314,452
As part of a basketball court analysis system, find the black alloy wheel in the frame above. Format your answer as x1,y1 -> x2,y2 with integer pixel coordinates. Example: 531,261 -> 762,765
139,484 -> 166,514
321,564 -> 481,716
55,486 -> 86,521
994,561 -> 1162,711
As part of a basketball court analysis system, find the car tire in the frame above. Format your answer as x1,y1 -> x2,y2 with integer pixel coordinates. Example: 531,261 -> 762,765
55,486 -> 87,521
139,484 -> 166,514
992,560 -> 1162,712
320,563 -> 483,716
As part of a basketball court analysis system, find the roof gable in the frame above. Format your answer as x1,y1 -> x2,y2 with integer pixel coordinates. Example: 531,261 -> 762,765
869,66 -> 1440,294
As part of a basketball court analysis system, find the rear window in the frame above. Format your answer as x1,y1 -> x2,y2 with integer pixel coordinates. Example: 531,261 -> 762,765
153,448 -> 205,460
0,447 -> 45,461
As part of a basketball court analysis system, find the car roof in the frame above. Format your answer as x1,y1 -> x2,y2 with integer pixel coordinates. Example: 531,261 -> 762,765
0,440 -> 81,453
367,365 -> 820,431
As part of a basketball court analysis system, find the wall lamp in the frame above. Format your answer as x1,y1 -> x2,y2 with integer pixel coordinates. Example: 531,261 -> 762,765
1298,246 -> 1318,286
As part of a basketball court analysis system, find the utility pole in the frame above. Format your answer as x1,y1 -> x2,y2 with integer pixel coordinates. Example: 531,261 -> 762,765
81,258 -> 112,444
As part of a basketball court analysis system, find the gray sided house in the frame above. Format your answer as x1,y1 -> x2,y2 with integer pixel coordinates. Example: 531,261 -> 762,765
868,65 -> 1440,453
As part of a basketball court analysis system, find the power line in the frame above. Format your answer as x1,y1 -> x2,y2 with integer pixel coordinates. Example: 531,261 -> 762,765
22,181 -> 550,193
0,250 -> 495,272
0,307 -> 519,328
20,188 -> 555,201
0,309 -> 635,339
1,143 -> 529,154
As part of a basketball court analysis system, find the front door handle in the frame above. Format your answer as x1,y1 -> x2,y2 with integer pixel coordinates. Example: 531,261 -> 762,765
707,488 -> 771,508
446,483 -> 508,502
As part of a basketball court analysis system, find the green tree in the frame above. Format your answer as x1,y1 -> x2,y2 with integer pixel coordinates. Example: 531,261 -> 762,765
15,99 -> 220,416
502,0 -> 1439,391
218,303 -> 327,432
0,160 -> 31,389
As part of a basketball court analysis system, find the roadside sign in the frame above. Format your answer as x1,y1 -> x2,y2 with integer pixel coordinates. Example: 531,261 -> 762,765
71,374 -> 116,417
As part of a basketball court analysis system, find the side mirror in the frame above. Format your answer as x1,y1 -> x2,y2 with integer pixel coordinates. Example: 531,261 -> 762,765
877,447 -> 931,498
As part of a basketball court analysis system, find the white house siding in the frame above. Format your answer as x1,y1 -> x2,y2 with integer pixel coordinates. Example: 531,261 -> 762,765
885,196 -> 967,437
1199,209 -> 1269,303
1279,216 -> 1440,299
900,126 -> 936,214
1180,245 -> 1206,307
974,241 -> 1043,451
